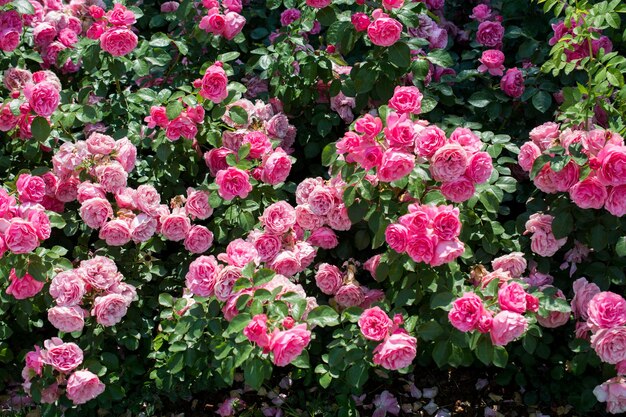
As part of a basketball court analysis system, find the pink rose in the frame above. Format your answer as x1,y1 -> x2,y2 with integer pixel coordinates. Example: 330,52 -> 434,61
335,283 -> 365,307
315,263 -> 344,295
489,310 -> 528,346
262,201 -> 297,235
305,0 -> 331,7
220,238 -> 258,267
242,131 -> 272,159
597,145 -> 626,186
253,233 -> 281,262
372,330 -> 417,370
130,213 -> 157,243
86,132 -> 116,155
114,138 -> 137,172
384,112 -> 416,149
270,250 -> 301,276
6,269 -> 44,300
466,152 -> 493,184
415,125 -> 446,158
185,255 -> 220,296
355,114 -> 383,139
431,238 -> 465,266
243,314 -> 270,348
385,223 -> 409,253
28,81 -> 60,117
200,62 -> 229,103
530,230 -> 566,257
66,370 -> 105,405
100,27 -> 138,57
530,122 -> 560,151
430,143 -> 466,182
587,292 -> 626,330
351,13 -> 370,32
42,338 -> 83,373
594,377 -> 626,414
491,252 -> 527,278
47,306 -> 85,333
327,203 -> 351,231
476,21 -> 504,48
569,177 -> 607,209
28,210 -> 51,240
49,270 -> 86,306
33,23 -> 56,47
216,167 -> 252,200
553,161 -> 579,192
79,198 -> 113,229
295,204 -> 324,230
440,177 -> 476,203
307,186 -> 335,216
260,148 -> 292,185
470,4 -> 492,21
80,255 -> 120,290
16,174 -> 46,203
536,288 -> 570,328
269,324 -> 311,367
388,86 -> 422,114
406,233 -> 436,264
184,225 -> 214,254
367,17 -> 402,47
605,185 -> 626,216
518,142 -> 541,172
5,220 -> 39,254
214,266 -> 242,301
498,282 -> 528,313
161,213 -> 191,242
95,163 -> 128,193
364,255 -> 381,280
204,147 -> 233,177
223,12 -> 246,40
448,293 -> 486,332
358,307 -> 392,341
591,328 -> 626,365
478,49 -> 505,76
99,219 -> 131,246
307,226 -> 338,249
92,294 -> 130,326
449,128 -> 482,154
500,68 -> 525,98
377,149 -> 415,182
432,207 -> 461,240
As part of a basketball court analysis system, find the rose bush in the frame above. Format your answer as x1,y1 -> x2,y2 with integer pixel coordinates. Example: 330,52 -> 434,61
1,0 -> 626,415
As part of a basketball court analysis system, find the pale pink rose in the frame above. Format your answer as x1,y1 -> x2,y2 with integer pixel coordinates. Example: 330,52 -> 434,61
372,330 -> 417,370
492,252 -> 527,278
367,17 -> 402,47
219,238 -> 258,267
99,219 -> 131,246
5,220 -> 39,254
415,126 -> 447,158
95,163 -> 128,193
530,230 -> 566,257
216,167 -> 252,200
262,201 -> 297,235
448,293 -> 485,332
66,370 -> 105,405
500,68 -> 525,98
109,282 -> 137,304
569,177 -> 607,209
295,178 -> 323,204
449,128 -> 482,154
385,223 -> 409,253
16,174 -> 46,203
315,263 -> 343,295
91,294 -> 129,326
223,12 -> 246,40
591,328 -> 626,365
430,143 -> 469,182
335,283 -> 365,307
76,182 -> 106,203
518,142 -> 542,172
478,49 -> 505,76
598,145 -> 626,186
497,282 -> 528,314
358,307 -> 392,341
490,311 -> 528,346
28,81 -> 60,117
129,214 -> 156,243
377,149 -> 415,182
529,122 -> 560,151
466,152 -> 493,184
214,266 -> 242,301
114,138 -> 137,172
594,377 -> 626,414
6,269 -> 44,300
270,250 -> 300,276
100,27 -> 138,56
243,314 -> 270,348
79,198 -> 113,229
253,233 -> 281,262
49,270 -> 86,306
184,225 -> 214,254
294,241 -> 317,269
269,323 -> 311,366
430,238 -> 464,267
388,86 -> 422,114
135,184 -> 161,215
307,186 -> 335,216
86,133 -> 116,155
326,203 -> 351,231
560,128 -> 586,151
605,185 -> 626,217
80,256 -> 120,290
200,62 -> 228,103
583,129 -> 624,156
587,292 -> 626,330
260,147 -> 292,185
476,21 -> 504,48
364,255 -> 381,280
42,338 -> 83,373
307,226 -> 338,249
295,204 -> 325,230
263,274 -> 306,299
40,383 -> 60,404
440,177 -> 475,203
47,306 -> 85,333
185,255 -> 220,296
160,213 -> 191,242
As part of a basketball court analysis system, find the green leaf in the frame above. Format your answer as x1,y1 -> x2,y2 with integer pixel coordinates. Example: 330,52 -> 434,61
531,91 -> 552,113
430,292 -> 454,310
14,0 -> 35,14
225,313 -> 251,336
468,91 -> 491,108
306,306 -> 340,327
418,321 -> 443,341
166,101 -> 183,119
530,154 -> 551,179
616,237 -> 626,257
322,143 -> 338,166
346,362 -> 368,389
31,117 -> 51,142
159,293 -> 174,307
229,106 -> 248,125
149,33 -> 172,47
552,211 -> 573,239
388,42 -> 411,68
432,340 -> 451,367
243,357 -> 271,390
475,336 -> 493,365
492,346 -> 509,368
427,50 -> 453,68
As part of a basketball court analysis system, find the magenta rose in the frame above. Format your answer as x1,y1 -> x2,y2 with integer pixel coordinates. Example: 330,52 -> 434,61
432,207 -> 461,240
476,21 -> 504,48
478,49 -> 505,76
200,62 -> 229,103
66,370 -> 105,405
358,307 -> 392,341
500,68 -> 525,98
587,292 -> 626,330
243,314 -> 270,348
216,167 -> 252,200
100,27 -> 138,56
597,145 -> 626,186
367,17 -> 402,47
385,223 -> 409,253
28,81 -> 60,117
6,269 -> 44,300
16,174 -> 46,203
415,125 -> 447,158
466,151 -> 493,184
269,324 -> 311,367
489,310 -> 528,346
260,148 -> 292,185
440,176 -> 476,203
42,338 -> 83,373
498,282 -> 528,313
448,293 -> 485,332
47,306 -> 85,333
305,0 -> 331,7
315,263 -> 344,295
372,330 -> 417,370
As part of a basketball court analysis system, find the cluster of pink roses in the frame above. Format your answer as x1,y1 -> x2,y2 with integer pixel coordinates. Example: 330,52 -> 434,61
549,18 -> 613,62
243,314 -> 312,367
86,3 -> 138,57
0,175 -> 52,257
0,8 -> 22,52
358,307 -> 417,370
145,101 -> 205,141
48,256 -> 137,332
523,213 -> 567,257
336,86 -> 493,202
1,68 -> 61,138
198,0 -> 245,40
519,123 -> 626,217
355,9 -> 402,47
22,338 -> 105,405
385,203 -> 465,267
315,263 -> 384,309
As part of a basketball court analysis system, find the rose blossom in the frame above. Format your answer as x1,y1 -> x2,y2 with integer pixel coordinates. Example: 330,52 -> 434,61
591,328 -> 626,364
466,152 -> 493,184
95,163 -> 128,193
518,142 -> 542,172
367,17 -> 402,47
587,292 -> 626,330
415,125 -> 446,158
99,219 -> 131,246
5,220 -> 39,254
42,338 -> 83,373
500,68 -> 525,98
269,324 -> 311,366
92,294 -> 130,327
569,177 -> 607,209
315,263 -> 343,295
388,86 -> 422,114
66,370 -> 105,405
79,198 -> 113,229
16,174 -> 46,203
441,177 -> 475,203
49,270 -> 86,306
253,233 -> 281,262
530,122 -> 560,150
491,252 -> 527,277
605,185 -> 626,217
448,293 -> 485,332
100,27 -> 138,57
478,50 -> 505,76
597,145 -> 626,186
536,287 -> 570,328
377,149 -> 415,182
6,270 -> 44,300
184,225 -> 214,254
220,238 -> 258,267
260,148 -> 292,185
498,282 -> 528,313
86,133 -> 116,155
80,256 -> 120,290
476,21 -> 504,48
243,314 -> 270,348
216,167 -> 252,200
130,214 -> 157,243
489,310 -> 528,346
307,226 -> 338,249
372,330 -> 417,370
594,377 -> 626,414
385,223 -> 409,253
185,255 -> 220,296
262,201 -> 297,235
161,213 -> 191,242
358,307 -> 392,341
47,306 -> 85,333
28,81 -> 60,117
200,62 -> 228,103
